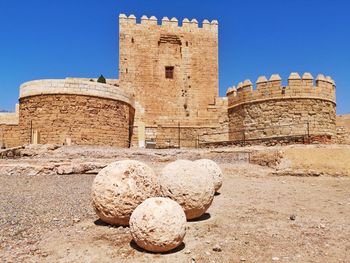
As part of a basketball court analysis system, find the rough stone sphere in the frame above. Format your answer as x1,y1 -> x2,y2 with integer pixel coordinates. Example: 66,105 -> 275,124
91,160 -> 160,226
130,197 -> 187,253
194,159 -> 223,192
159,160 -> 215,220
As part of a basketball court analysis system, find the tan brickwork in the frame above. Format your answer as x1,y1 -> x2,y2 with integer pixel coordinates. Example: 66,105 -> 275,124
18,94 -> 134,147
0,124 -> 20,148
335,114 -> 350,144
118,14 -> 228,147
1,14 -> 346,149
227,73 -> 337,143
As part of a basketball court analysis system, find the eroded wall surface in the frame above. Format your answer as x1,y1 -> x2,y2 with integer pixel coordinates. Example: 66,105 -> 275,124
17,79 -> 134,147
227,73 -> 336,144
119,15 -> 228,147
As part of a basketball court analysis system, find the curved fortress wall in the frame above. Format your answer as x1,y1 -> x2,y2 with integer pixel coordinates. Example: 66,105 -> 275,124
227,73 -> 336,144
18,79 -> 135,147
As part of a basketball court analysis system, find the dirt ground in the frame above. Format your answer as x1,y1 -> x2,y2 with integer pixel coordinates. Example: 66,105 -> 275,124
0,145 -> 349,263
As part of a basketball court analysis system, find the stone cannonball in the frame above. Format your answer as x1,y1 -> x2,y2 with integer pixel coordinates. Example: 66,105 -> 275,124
130,197 -> 187,253
194,159 -> 223,192
159,160 -> 215,220
91,160 -> 160,226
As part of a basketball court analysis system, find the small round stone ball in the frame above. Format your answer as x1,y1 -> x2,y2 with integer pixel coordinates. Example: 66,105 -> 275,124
130,197 -> 187,253
194,159 -> 223,192
91,160 -> 160,226
159,160 -> 215,220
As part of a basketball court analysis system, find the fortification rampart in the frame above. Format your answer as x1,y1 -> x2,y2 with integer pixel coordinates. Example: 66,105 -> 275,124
119,14 -> 218,32
227,73 -> 336,109
20,78 -> 134,107
14,78 -> 135,147
227,73 -> 337,144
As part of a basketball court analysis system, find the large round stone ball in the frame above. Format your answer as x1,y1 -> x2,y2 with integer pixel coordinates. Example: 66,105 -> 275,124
194,159 -> 223,192
159,160 -> 215,220
130,197 -> 186,253
91,160 -> 160,226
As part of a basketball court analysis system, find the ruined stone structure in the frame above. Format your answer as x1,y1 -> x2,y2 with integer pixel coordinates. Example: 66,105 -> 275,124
0,14 -> 347,148
227,73 -> 336,144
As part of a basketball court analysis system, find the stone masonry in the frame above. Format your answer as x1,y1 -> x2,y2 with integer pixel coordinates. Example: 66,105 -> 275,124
227,73 -> 336,144
119,15 -> 228,148
0,14 -> 347,149
0,79 -> 134,148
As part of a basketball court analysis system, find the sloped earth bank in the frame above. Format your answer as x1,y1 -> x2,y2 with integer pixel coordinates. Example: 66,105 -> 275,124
0,145 -> 349,262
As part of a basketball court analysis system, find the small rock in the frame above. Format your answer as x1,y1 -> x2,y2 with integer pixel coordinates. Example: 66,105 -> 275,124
240,257 -> 246,261
319,223 -> 326,229
212,244 -> 222,252
206,240 -> 211,244
184,250 -> 191,254
272,257 -> 280,261
290,214 -> 296,221
52,218 -> 59,221
205,251 -> 211,256
73,218 -> 80,223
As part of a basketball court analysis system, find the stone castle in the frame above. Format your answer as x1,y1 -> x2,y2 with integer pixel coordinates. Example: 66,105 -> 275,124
0,14 -> 349,148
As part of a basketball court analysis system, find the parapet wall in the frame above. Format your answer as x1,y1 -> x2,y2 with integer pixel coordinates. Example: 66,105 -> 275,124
227,73 -> 336,109
119,14 -> 218,33
227,73 -> 337,144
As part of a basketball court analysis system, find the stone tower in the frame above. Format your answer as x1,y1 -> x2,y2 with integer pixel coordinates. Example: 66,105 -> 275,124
119,14 -> 219,144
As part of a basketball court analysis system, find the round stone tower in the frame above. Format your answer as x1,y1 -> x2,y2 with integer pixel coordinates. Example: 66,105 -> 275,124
18,78 -> 135,147
226,73 -> 336,144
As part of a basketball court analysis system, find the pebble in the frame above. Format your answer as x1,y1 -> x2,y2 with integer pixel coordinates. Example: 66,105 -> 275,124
73,218 -> 80,223
212,244 -> 222,252
184,250 -> 191,254
272,256 -> 280,261
290,214 -> 296,221
240,257 -> 246,261
205,251 -> 211,256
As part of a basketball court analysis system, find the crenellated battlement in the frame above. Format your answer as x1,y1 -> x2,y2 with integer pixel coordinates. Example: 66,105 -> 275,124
227,72 -> 336,108
119,14 -> 218,32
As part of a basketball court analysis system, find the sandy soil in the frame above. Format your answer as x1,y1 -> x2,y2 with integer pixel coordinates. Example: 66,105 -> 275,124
0,145 -> 350,262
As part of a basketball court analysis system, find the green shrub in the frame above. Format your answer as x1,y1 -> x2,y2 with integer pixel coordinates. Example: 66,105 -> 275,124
97,74 -> 106,84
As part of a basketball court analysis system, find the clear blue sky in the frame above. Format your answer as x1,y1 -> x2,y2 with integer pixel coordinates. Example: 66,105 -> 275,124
0,0 -> 349,114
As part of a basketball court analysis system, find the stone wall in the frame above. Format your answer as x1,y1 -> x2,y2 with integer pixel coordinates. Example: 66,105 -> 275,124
130,97 -> 229,148
0,104 -> 20,148
19,95 -> 133,147
119,14 -> 226,147
119,14 -> 218,124
17,79 -> 134,147
335,114 -> 350,144
0,125 -> 20,148
227,73 -> 336,144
